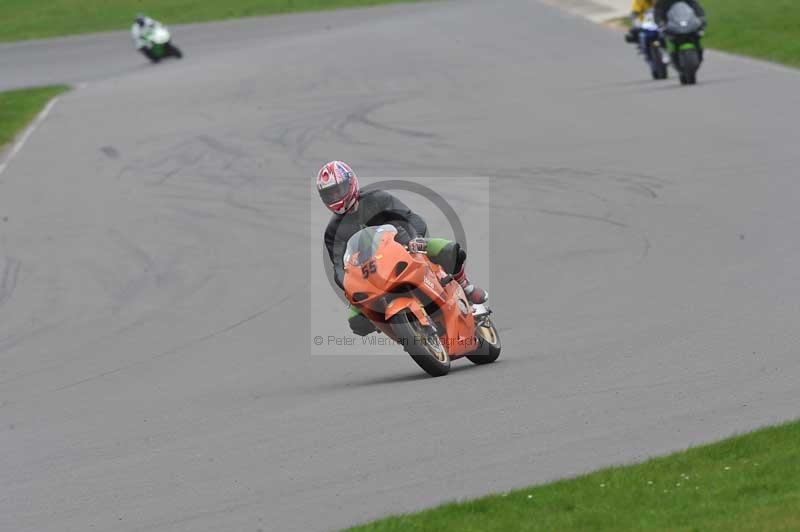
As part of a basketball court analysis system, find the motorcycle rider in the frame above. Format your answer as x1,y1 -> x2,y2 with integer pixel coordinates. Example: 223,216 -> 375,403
317,161 -> 488,336
131,13 -> 162,61
654,0 -> 705,24
625,0 -> 656,45
654,0 -> 706,62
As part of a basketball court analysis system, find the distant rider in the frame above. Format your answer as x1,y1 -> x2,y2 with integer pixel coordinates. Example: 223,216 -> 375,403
131,14 -> 161,61
654,0 -> 705,26
625,0 -> 656,45
654,0 -> 706,62
317,161 -> 488,336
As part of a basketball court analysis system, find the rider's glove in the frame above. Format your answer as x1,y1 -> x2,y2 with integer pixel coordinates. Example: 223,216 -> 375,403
407,238 -> 428,254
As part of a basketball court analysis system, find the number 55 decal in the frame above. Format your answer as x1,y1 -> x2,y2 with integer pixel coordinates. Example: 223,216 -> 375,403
361,260 -> 377,278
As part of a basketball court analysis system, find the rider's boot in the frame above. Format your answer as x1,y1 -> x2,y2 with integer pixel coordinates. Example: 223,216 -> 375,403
454,265 -> 488,305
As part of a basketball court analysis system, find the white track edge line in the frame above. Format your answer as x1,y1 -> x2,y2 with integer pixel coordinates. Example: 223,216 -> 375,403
0,95 -> 62,178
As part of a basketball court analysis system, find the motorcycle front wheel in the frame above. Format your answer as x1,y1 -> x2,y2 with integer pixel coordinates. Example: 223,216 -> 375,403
390,311 -> 450,377
467,317 -> 501,365
679,49 -> 699,85
650,45 -> 668,80
142,48 -> 161,63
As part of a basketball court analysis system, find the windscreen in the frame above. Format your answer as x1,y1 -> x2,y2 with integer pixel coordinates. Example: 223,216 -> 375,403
343,225 -> 397,267
666,2 -> 702,33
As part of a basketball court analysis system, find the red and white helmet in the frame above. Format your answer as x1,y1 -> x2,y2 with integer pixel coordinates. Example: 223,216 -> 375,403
316,161 -> 360,214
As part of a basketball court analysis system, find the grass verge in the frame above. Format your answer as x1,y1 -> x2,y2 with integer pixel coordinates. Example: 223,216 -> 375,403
0,0 -> 426,43
702,0 -> 800,68
347,420 -> 800,531
0,86 -> 70,151
613,1 -> 800,68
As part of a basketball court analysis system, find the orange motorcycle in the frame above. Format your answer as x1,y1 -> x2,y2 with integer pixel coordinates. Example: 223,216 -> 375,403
342,225 -> 501,377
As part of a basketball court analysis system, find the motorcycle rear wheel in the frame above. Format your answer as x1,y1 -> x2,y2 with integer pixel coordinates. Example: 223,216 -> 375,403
167,43 -> 183,59
390,312 -> 450,377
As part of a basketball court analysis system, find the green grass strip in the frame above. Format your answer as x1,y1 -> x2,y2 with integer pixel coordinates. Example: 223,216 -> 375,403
702,0 -> 800,68
348,420 -> 800,531
0,85 -> 70,151
0,0 -> 426,43
614,1 -> 800,67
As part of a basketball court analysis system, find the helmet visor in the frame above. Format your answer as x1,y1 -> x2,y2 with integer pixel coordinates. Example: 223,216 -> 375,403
319,180 -> 351,206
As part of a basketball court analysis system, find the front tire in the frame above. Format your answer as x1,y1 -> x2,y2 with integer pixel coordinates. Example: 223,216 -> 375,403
679,49 -> 699,85
651,46 -> 668,80
142,49 -> 160,63
390,312 -> 450,377
466,317 -> 501,365
651,63 -> 667,80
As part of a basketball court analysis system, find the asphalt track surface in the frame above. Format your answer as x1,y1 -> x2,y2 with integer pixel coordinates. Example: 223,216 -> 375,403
2,1 -> 800,530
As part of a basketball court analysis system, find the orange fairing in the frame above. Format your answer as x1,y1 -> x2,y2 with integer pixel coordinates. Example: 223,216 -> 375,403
385,297 -> 430,326
343,225 -> 477,358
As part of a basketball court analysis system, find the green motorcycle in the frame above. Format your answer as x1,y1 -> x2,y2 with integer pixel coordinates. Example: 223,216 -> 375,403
141,24 -> 183,63
664,2 -> 705,85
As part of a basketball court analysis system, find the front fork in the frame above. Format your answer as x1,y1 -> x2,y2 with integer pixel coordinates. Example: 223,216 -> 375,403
651,39 -> 669,65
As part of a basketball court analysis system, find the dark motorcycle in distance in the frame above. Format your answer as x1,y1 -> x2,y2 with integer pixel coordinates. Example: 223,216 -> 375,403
663,1 -> 705,85
141,24 -> 183,63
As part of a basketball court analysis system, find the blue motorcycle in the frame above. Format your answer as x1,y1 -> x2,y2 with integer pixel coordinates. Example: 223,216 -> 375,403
626,10 -> 670,80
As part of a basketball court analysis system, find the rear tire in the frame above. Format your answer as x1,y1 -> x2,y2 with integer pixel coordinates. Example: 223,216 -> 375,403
679,49 -> 699,85
390,312 -> 450,377
167,43 -> 183,59
466,317 -> 501,365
